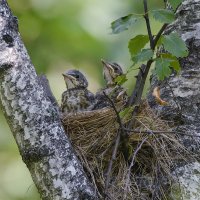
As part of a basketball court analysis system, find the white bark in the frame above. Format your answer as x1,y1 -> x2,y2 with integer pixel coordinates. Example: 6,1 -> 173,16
148,1 -> 200,199
0,0 -> 97,199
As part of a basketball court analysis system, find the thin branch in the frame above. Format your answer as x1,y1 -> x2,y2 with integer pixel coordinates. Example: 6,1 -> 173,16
103,92 -> 127,137
128,61 -> 153,128
128,6 -> 168,129
102,92 -> 129,193
123,128 -> 176,134
123,128 -> 200,138
105,132 -> 121,193
153,23 -> 168,49
128,64 -> 146,106
123,135 -> 149,199
128,23 -> 168,107
128,24 -> 168,106
143,0 -> 154,48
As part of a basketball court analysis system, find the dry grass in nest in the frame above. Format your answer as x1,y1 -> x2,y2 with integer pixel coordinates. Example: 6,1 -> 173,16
62,101 -> 188,199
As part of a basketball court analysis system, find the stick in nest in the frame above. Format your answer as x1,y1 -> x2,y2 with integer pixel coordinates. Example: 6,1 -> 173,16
102,91 -> 129,194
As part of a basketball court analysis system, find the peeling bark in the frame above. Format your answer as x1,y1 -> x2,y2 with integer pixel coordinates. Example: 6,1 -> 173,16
148,0 -> 200,199
0,0 -> 97,199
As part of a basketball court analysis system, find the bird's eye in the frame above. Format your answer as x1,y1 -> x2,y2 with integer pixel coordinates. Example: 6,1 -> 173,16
112,66 -> 117,71
75,74 -> 79,79
114,67 -> 120,73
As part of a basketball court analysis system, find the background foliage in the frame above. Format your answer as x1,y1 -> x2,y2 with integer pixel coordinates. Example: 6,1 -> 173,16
0,0 -> 163,199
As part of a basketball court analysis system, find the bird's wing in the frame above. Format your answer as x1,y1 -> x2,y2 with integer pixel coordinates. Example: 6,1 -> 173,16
61,90 -> 68,111
87,90 -> 95,102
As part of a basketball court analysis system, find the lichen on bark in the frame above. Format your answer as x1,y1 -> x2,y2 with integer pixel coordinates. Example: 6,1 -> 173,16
148,1 -> 200,199
0,0 -> 97,199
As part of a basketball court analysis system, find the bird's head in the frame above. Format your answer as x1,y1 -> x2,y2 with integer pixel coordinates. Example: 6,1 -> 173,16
62,69 -> 88,89
101,59 -> 123,86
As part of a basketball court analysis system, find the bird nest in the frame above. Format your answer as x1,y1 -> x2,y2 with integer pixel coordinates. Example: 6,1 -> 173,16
61,101 -> 188,199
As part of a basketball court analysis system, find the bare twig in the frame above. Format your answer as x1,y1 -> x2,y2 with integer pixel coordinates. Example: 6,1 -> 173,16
128,64 -> 147,106
105,131 -> 121,193
103,92 -> 127,137
102,92 -> 129,193
128,61 -> 152,128
123,128 -> 200,137
123,128 -> 176,134
123,135 -> 150,199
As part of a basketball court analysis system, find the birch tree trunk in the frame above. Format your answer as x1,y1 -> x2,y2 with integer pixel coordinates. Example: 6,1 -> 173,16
0,0 -> 97,199
148,0 -> 200,199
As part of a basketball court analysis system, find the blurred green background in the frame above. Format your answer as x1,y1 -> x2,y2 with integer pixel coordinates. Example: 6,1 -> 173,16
0,0 -> 163,199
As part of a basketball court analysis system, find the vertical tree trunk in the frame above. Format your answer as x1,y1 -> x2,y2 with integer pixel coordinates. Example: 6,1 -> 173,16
0,0 -> 97,199
148,1 -> 200,199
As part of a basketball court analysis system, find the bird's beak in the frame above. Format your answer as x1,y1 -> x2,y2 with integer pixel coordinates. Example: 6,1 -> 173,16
62,73 -> 75,80
101,59 -> 107,66
101,59 -> 114,74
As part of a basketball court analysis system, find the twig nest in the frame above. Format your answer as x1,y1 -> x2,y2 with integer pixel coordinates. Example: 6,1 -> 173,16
62,108 -> 118,157
61,101 -> 188,199
62,107 -> 122,198
62,108 -> 117,134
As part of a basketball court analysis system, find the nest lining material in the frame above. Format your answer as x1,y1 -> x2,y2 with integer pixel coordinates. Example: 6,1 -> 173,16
62,101 -> 188,199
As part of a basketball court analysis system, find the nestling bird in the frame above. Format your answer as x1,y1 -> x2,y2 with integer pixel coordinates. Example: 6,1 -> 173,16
61,69 -> 95,113
94,60 -> 128,109
102,59 -> 123,86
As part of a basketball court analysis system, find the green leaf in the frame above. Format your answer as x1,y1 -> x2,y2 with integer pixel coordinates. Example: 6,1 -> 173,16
168,0 -> 183,10
161,53 -> 181,72
115,74 -> 128,85
162,32 -> 188,58
111,14 -> 138,34
132,49 -> 154,64
171,59 -> 181,72
119,106 -> 134,119
151,9 -> 175,23
155,58 -> 172,80
128,35 -> 149,57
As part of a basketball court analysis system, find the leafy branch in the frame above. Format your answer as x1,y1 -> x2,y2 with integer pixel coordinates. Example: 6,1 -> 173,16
111,1 -> 187,107
111,0 -> 187,83
109,0 -> 187,153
